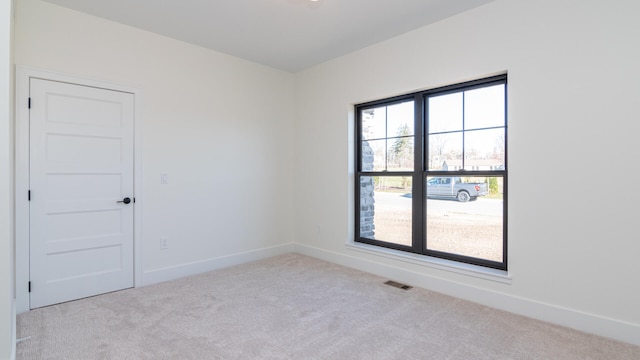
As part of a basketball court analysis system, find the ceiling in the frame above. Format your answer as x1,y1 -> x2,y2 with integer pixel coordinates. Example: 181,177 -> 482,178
43,0 -> 496,73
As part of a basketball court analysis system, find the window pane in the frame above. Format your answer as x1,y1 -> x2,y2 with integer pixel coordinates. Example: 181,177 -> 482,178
362,139 -> 387,171
464,84 -> 505,130
387,101 -> 414,138
464,128 -> 505,170
361,107 -> 386,140
361,101 -> 414,172
359,176 -> 412,246
428,132 -> 462,171
428,92 -> 462,133
387,136 -> 413,171
426,176 -> 503,262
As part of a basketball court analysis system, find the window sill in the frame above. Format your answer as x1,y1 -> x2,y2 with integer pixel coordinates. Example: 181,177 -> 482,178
345,242 -> 512,284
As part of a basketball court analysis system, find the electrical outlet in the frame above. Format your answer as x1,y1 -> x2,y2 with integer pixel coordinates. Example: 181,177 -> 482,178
160,237 -> 169,250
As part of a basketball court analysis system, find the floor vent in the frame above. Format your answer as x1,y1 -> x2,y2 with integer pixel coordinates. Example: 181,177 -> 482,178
384,280 -> 412,290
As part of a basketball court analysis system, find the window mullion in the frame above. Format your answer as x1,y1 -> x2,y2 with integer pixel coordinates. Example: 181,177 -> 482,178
384,106 -> 388,171
412,94 -> 425,253
461,91 -> 465,170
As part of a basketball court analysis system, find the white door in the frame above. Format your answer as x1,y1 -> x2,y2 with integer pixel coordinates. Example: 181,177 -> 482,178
29,78 -> 135,309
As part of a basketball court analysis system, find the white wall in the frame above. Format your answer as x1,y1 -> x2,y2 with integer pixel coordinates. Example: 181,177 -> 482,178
294,0 -> 640,346
14,0 -> 295,293
1,0 -> 15,358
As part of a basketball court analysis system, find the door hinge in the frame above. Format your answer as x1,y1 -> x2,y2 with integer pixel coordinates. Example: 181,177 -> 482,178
28,97 -> 31,109
133,197 -> 136,203
28,281 -> 31,293
28,190 -> 31,201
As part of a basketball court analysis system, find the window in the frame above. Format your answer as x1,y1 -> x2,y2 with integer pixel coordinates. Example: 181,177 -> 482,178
355,75 -> 507,270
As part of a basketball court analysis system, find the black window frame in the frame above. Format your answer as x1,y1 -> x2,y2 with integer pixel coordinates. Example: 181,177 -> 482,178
355,74 -> 508,270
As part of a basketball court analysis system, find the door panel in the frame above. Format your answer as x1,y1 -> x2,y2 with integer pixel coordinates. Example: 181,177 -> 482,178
29,78 -> 134,309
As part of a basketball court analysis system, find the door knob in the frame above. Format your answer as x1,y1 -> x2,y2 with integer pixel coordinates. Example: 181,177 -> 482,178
117,197 -> 132,204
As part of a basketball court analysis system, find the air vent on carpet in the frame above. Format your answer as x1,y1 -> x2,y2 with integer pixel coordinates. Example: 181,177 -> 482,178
384,280 -> 412,290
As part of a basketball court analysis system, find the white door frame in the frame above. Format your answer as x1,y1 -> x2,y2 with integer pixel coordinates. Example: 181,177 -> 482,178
15,66 -> 143,313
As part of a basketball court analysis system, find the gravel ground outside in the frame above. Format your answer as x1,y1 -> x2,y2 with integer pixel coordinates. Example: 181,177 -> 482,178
371,208 -> 503,262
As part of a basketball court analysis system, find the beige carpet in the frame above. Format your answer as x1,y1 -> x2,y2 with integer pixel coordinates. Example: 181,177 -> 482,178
16,253 -> 640,359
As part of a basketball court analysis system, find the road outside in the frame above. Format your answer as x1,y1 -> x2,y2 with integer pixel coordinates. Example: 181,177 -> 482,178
370,191 -> 503,262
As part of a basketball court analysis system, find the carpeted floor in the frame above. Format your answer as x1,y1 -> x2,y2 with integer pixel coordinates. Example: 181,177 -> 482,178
16,253 -> 640,359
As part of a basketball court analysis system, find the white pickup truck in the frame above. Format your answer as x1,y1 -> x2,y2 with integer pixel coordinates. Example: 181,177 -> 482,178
426,177 -> 488,202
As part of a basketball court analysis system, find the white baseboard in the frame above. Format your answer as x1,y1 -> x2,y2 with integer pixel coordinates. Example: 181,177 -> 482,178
141,243 -> 295,286
293,243 -> 640,347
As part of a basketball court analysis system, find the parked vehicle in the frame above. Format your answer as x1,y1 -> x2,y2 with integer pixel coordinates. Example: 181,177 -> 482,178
426,177 -> 488,202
